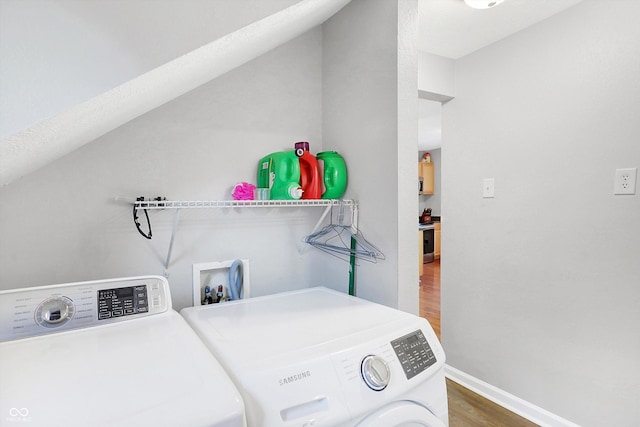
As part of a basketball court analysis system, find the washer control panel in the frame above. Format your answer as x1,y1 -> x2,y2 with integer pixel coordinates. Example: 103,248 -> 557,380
98,285 -> 149,320
0,276 -> 170,342
391,329 -> 438,380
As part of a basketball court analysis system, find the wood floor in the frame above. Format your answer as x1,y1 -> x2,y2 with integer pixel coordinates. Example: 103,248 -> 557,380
420,259 -> 538,427
419,257 -> 441,340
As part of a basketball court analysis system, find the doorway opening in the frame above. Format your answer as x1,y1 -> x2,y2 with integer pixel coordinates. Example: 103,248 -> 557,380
418,97 -> 443,340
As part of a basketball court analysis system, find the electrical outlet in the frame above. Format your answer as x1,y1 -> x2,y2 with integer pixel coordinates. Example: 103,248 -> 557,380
614,168 -> 637,195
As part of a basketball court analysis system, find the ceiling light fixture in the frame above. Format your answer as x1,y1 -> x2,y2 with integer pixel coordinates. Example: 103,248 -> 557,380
464,0 -> 505,9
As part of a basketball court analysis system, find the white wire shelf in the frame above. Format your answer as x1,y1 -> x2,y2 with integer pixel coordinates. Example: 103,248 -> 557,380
132,199 -> 356,210
118,196 -> 359,274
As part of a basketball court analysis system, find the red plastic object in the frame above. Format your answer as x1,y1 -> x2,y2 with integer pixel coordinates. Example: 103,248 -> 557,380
298,150 -> 322,199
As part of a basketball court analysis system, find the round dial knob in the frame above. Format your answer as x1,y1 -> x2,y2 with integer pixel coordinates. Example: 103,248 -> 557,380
361,355 -> 390,391
35,296 -> 75,328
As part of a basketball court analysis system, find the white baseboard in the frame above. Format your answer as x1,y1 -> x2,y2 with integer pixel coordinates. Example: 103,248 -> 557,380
444,364 -> 581,427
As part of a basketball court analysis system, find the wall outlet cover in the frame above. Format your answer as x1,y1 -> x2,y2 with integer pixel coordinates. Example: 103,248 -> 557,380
614,168 -> 637,195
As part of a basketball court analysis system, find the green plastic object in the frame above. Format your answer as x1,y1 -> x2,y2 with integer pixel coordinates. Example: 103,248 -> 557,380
317,151 -> 347,199
257,150 -> 302,200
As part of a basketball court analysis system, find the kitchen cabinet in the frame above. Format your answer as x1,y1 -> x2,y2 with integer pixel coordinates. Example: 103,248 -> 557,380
434,222 -> 441,260
419,162 -> 434,195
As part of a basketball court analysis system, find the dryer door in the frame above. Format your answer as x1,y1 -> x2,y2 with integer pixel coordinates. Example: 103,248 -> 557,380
355,401 -> 446,427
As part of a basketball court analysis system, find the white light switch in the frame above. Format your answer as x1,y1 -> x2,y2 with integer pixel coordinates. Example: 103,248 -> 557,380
483,178 -> 495,198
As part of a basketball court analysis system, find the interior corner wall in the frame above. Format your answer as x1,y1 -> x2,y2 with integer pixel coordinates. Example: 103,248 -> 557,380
418,52 -> 455,100
441,2 -> 640,425
322,0 -> 419,313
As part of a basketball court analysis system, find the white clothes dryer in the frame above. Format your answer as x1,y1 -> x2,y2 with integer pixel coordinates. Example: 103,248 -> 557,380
0,276 -> 246,427
181,287 -> 448,427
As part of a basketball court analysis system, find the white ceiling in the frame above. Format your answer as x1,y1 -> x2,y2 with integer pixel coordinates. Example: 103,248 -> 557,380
418,0 -> 584,59
417,0 -> 584,151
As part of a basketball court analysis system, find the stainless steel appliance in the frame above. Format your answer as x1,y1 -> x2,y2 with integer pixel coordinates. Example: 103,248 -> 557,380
423,227 -> 435,264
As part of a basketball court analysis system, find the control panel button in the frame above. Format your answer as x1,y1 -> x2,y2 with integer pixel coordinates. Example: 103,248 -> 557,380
97,285 -> 150,320
35,296 -> 75,328
391,329 -> 437,380
361,355 -> 390,391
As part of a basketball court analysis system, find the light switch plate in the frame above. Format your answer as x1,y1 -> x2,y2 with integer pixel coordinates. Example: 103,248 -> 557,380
483,178 -> 495,198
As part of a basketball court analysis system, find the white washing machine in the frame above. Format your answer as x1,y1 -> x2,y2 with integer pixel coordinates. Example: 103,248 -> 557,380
0,276 -> 246,427
181,287 -> 448,427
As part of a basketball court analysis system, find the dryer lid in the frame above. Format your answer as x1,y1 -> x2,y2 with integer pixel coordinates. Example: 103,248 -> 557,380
355,401 -> 446,427
0,274 -> 246,427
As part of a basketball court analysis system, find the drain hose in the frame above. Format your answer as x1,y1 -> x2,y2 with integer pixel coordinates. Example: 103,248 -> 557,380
228,259 -> 243,300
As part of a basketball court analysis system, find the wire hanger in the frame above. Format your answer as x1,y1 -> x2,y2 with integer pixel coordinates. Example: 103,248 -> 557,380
303,202 -> 385,264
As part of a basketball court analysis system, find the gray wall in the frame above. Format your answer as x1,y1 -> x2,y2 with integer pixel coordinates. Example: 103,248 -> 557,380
323,0 -> 418,312
0,0 -> 418,313
0,1 -> 329,310
0,28 -> 326,310
442,1 -> 640,425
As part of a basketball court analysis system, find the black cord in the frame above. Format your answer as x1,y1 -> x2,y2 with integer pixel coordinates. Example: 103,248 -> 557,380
133,197 -> 152,239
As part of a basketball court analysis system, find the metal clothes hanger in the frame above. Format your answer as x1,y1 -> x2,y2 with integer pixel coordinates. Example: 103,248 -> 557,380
303,202 -> 385,264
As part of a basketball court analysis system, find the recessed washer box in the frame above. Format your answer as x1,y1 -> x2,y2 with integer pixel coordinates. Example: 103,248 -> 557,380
192,259 -> 250,306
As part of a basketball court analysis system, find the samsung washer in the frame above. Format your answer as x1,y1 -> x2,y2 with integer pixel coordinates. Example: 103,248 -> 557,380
0,276 -> 246,427
181,287 -> 448,426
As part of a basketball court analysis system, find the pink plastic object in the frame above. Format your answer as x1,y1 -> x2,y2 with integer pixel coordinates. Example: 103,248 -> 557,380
232,182 -> 256,200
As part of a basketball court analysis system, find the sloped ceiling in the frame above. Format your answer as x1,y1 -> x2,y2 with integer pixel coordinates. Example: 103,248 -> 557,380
0,0 -> 350,186
2,0 -> 588,178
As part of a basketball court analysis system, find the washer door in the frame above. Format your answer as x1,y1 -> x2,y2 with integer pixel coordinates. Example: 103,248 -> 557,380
355,401 -> 446,427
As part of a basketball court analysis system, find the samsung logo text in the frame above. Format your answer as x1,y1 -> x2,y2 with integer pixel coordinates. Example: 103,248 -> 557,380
279,370 -> 311,386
